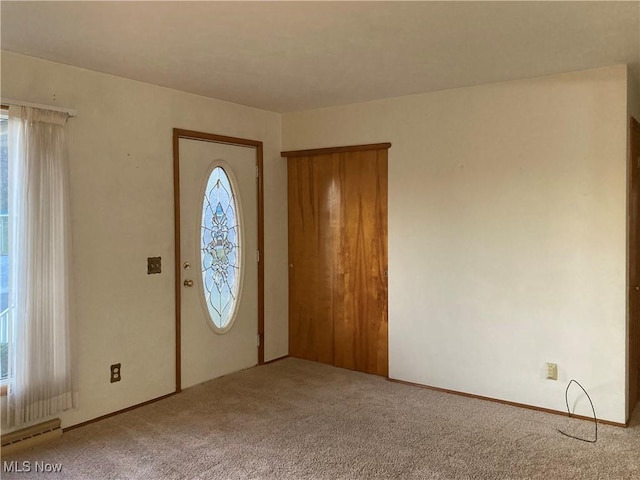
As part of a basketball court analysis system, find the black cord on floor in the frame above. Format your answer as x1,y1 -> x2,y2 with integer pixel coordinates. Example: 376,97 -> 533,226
557,379 -> 598,443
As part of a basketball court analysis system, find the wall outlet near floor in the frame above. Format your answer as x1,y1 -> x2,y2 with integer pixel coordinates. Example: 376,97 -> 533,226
546,362 -> 558,380
110,363 -> 121,383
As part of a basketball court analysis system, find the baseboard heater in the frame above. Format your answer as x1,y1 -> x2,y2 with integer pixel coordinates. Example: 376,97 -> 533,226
1,418 -> 62,455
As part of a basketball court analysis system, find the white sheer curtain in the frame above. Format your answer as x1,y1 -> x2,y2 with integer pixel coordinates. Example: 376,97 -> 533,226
7,105 -> 76,427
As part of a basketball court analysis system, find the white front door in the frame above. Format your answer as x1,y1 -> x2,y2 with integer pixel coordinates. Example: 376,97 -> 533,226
179,137 -> 258,389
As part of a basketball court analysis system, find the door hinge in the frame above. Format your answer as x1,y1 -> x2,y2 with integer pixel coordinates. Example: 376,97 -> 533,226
256,250 -> 260,262
256,334 -> 261,347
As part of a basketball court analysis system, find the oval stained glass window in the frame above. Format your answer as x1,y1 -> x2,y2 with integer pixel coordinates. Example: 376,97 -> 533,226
200,165 -> 242,331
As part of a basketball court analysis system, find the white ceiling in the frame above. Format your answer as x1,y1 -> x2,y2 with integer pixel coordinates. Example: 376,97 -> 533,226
1,1 -> 639,113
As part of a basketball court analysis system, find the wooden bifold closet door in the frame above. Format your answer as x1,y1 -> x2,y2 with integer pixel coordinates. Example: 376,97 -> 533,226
284,144 -> 389,377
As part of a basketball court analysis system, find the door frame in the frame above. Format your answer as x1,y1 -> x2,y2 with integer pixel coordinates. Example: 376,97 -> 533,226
173,128 -> 264,393
629,117 -> 640,419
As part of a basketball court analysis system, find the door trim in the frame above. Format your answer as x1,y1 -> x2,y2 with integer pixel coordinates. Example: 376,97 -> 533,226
628,117 -> 640,419
173,128 -> 264,393
281,142 -> 391,158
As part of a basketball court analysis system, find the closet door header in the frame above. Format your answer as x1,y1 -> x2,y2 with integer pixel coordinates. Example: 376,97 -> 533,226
281,143 -> 391,158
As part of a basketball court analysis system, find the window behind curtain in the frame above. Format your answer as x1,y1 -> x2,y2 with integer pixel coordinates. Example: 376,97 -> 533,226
0,110 -> 7,381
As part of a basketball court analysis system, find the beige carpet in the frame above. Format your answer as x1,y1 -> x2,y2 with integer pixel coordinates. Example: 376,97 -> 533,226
2,358 -> 639,479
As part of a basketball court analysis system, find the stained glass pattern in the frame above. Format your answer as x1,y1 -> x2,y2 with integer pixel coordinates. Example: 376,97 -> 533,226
201,166 -> 240,329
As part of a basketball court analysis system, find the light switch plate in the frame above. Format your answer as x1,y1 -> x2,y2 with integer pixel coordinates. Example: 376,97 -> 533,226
147,257 -> 161,274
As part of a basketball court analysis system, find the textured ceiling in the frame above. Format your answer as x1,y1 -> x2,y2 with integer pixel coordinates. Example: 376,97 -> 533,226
1,1 -> 639,112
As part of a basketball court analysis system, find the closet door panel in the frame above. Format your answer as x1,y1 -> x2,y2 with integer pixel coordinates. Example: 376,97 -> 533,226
333,149 -> 388,376
288,154 -> 339,365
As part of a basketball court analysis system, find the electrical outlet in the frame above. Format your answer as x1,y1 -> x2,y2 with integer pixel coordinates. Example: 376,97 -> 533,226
546,362 -> 558,380
110,363 -> 121,383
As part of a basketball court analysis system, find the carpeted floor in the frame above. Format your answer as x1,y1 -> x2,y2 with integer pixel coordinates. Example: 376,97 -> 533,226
2,358 -> 639,479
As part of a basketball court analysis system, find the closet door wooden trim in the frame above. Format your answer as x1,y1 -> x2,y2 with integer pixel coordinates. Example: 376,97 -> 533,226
281,143 -> 391,158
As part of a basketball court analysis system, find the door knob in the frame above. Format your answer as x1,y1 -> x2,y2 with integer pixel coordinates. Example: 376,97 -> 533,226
635,286 -> 640,291
184,279 -> 194,287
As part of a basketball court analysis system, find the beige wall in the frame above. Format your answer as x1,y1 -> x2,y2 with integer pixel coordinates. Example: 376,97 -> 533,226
0,51 -> 288,431
283,65 -> 629,423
